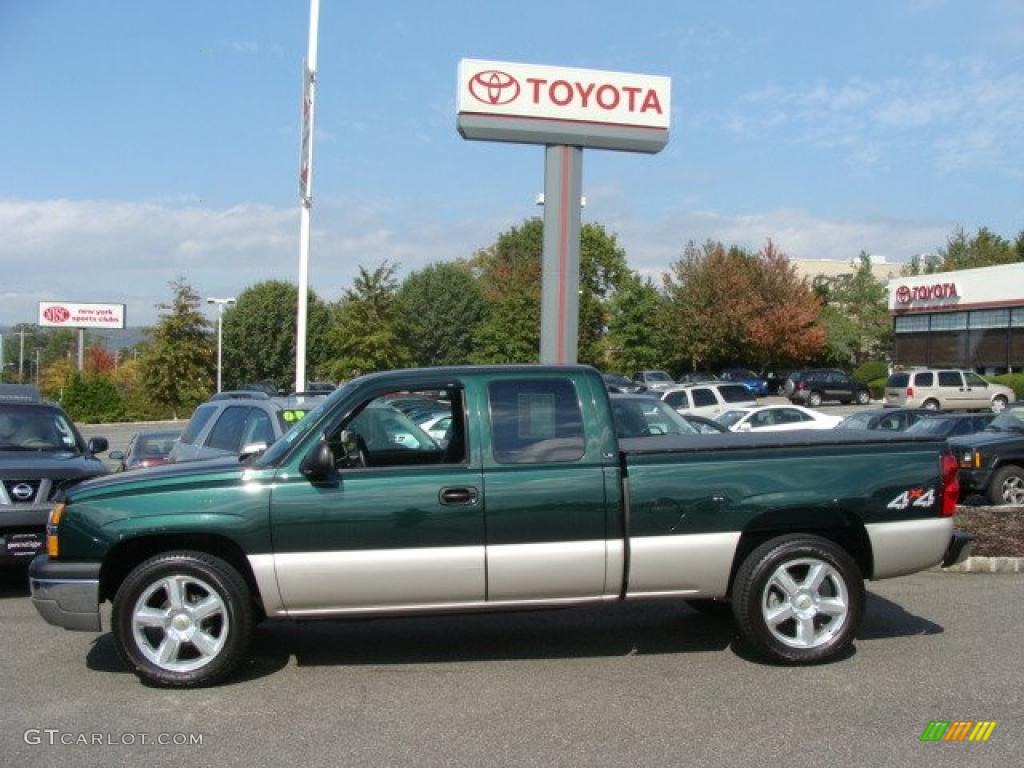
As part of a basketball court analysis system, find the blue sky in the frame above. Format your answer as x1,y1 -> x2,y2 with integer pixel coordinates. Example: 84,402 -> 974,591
1,0 -> 1022,326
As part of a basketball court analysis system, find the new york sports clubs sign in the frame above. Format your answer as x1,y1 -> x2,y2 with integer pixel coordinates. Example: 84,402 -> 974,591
38,302 -> 126,329
456,59 -> 671,153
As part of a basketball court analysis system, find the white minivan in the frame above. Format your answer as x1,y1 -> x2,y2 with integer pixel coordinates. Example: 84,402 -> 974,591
883,369 -> 1014,412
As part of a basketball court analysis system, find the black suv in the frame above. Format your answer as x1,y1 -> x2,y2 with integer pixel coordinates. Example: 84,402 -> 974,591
0,385 -> 109,563
950,402 -> 1024,506
786,369 -> 871,407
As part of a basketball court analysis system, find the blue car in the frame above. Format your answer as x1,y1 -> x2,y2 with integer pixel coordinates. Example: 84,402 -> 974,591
719,368 -> 769,397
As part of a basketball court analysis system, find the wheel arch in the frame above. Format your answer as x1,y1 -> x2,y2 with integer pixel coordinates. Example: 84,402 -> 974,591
99,533 -> 264,618
726,509 -> 874,594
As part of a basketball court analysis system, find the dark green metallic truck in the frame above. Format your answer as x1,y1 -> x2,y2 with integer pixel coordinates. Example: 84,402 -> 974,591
29,366 -> 969,687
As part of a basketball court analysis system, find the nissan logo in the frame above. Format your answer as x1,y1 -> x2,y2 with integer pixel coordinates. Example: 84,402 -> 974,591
11,483 -> 34,501
468,70 -> 520,106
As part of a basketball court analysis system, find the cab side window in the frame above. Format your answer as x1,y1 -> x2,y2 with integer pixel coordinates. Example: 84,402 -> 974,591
488,379 -> 584,464
938,371 -> 963,387
915,372 -> 935,387
691,388 -> 716,407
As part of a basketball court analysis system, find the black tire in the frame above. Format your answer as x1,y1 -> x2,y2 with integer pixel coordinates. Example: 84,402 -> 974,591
807,391 -> 822,407
855,390 -> 871,405
111,550 -> 254,687
991,396 -> 1008,413
922,399 -> 940,411
986,465 -> 1024,507
731,535 -> 864,664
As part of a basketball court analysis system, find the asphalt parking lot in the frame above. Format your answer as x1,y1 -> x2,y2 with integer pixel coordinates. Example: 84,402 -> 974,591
0,567 -> 1019,768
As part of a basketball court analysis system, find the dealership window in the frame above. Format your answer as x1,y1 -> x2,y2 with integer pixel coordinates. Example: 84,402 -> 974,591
894,315 -> 929,333
969,309 -> 1009,329
929,312 -> 967,331
1012,309 -> 1024,328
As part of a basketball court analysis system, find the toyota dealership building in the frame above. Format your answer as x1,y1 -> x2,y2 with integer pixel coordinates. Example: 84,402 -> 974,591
889,262 -> 1024,373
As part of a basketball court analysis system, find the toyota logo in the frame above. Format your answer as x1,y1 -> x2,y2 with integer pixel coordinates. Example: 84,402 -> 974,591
468,70 -> 520,106
11,483 -> 34,501
895,286 -> 911,304
43,306 -> 70,323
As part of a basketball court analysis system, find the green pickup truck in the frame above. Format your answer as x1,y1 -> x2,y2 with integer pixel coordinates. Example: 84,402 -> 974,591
30,366 -> 969,687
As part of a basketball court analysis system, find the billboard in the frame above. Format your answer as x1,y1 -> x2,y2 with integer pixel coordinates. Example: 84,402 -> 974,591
38,302 -> 126,329
457,59 -> 671,153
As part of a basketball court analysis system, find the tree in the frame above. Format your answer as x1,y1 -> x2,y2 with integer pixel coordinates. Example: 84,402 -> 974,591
397,262 -> 489,366
816,252 -> 891,367
327,262 -> 411,380
577,223 -> 632,365
902,226 -> 1023,275
141,278 -> 214,419
222,280 -> 332,392
61,372 -> 126,423
660,240 -> 823,372
605,273 -> 664,374
84,343 -> 116,376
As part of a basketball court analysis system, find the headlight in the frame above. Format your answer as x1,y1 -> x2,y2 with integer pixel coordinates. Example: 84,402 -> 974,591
958,450 -> 981,469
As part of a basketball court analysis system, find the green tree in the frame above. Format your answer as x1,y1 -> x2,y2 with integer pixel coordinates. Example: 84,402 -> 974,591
61,372 -> 126,423
578,223 -> 631,365
605,273 -> 664,374
222,280 -> 332,392
327,262 -> 411,380
397,262 -> 489,366
141,278 -> 214,419
816,252 -> 892,367
902,226 -> 1023,275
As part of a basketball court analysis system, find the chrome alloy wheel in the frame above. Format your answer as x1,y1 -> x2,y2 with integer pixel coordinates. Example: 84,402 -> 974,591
132,575 -> 229,673
1000,475 -> 1024,505
761,558 -> 849,649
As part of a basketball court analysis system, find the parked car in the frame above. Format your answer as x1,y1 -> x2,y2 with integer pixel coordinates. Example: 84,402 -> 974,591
169,390 -> 326,463
719,368 -> 769,397
601,373 -> 651,395
835,408 -> 935,433
609,394 -> 699,438
679,413 -> 729,434
0,384 -> 108,564
786,369 -> 871,407
715,405 -> 844,433
677,371 -> 719,385
631,370 -> 676,391
417,414 -> 453,444
762,368 -> 796,396
883,369 -> 1014,412
903,413 -> 995,440
661,383 -> 756,419
31,365 -> 967,686
109,430 -> 181,471
950,402 -> 1024,505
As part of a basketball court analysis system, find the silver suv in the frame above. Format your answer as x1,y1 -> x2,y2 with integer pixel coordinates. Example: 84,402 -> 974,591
883,369 -> 1014,412
169,391 -> 326,463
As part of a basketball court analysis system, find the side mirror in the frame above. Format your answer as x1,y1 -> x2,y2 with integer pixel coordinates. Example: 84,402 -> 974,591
108,450 -> 124,461
87,437 -> 109,455
300,440 -> 337,482
239,441 -> 268,461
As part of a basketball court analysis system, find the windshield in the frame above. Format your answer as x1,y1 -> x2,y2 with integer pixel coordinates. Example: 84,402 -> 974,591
986,407 -> 1024,432
715,410 -> 748,428
0,405 -> 82,452
905,418 -> 954,437
836,412 -> 873,430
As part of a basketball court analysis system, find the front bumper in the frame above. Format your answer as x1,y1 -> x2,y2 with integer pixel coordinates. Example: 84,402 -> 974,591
942,530 -> 973,568
28,556 -> 102,632
0,505 -> 50,562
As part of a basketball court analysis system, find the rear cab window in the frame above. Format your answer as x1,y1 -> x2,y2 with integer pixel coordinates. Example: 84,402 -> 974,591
488,379 -> 584,464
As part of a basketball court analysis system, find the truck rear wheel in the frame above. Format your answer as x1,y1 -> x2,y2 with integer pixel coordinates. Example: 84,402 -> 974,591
732,535 -> 864,664
111,550 -> 253,687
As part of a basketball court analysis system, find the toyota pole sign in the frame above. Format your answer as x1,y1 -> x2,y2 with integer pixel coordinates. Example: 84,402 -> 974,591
38,302 -> 126,329
457,59 -> 670,153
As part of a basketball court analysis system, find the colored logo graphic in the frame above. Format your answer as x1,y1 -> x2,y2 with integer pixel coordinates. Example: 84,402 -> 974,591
468,70 -> 520,105
43,306 -> 70,323
920,721 -> 997,742
895,285 -> 911,304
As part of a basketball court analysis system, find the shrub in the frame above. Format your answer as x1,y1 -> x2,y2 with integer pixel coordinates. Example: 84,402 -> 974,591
61,373 -> 127,424
868,377 -> 888,400
987,373 -> 1024,400
853,360 -> 889,384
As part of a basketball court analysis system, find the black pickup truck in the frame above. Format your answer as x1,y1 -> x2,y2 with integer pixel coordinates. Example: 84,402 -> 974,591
951,401 -> 1024,505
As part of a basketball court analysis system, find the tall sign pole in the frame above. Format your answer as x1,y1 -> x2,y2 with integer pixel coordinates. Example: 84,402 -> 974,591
295,0 -> 320,393
456,60 -> 670,364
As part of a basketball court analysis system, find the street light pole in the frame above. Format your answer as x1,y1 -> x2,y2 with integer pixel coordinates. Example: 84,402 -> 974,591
206,297 -> 236,393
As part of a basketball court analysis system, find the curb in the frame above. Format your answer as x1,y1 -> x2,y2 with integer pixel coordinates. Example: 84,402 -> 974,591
940,557 -> 1024,574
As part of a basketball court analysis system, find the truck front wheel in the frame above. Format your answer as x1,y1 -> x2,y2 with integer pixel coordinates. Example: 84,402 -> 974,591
732,535 -> 864,664
111,550 -> 254,687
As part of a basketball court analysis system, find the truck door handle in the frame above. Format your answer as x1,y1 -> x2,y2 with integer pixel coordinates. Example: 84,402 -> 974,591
439,486 -> 479,506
